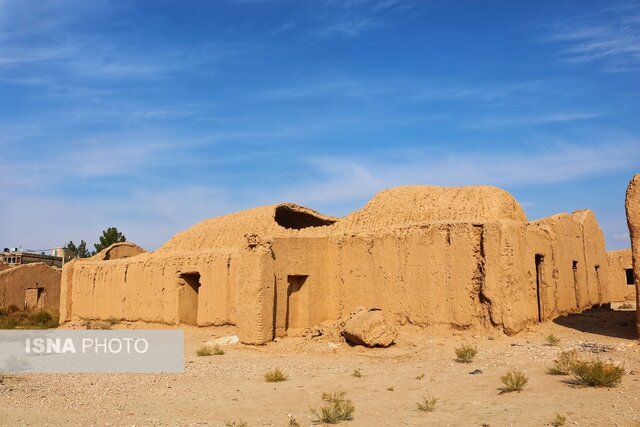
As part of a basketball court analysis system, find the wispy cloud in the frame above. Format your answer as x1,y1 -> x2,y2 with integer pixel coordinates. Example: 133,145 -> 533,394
280,140 -> 640,206
543,4 -> 640,70
469,112 -> 604,129
315,0 -> 416,39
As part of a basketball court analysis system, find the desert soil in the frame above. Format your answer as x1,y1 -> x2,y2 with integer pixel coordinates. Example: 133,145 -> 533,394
1,307 -> 639,426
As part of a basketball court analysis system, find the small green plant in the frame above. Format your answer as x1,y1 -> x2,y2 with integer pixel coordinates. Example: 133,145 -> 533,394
264,368 -> 288,382
545,334 -> 561,346
416,373 -> 425,380
551,413 -> 566,426
573,360 -> 624,387
225,421 -> 248,427
548,350 -> 581,375
352,369 -> 362,378
311,390 -> 355,424
500,370 -> 528,393
416,395 -> 438,412
455,344 -> 477,363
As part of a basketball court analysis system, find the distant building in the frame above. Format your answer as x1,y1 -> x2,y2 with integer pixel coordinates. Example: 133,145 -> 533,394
1,247 -> 73,269
0,263 -> 62,310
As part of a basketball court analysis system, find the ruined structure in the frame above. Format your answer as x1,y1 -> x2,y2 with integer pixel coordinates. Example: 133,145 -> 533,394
607,249 -> 635,303
0,263 -> 61,310
61,185 -> 619,344
625,174 -> 640,336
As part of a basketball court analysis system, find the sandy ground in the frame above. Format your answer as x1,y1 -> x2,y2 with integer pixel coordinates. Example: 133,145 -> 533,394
1,307 -> 639,426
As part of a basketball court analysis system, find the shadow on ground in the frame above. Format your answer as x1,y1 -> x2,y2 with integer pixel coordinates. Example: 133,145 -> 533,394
553,306 -> 637,340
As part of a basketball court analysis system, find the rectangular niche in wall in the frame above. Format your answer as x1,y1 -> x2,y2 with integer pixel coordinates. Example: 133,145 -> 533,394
178,272 -> 201,325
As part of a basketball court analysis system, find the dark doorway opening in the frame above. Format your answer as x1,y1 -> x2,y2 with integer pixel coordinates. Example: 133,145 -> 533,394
535,254 -> 544,322
626,268 -> 635,285
573,260 -> 579,308
286,275 -> 308,330
178,272 -> 201,325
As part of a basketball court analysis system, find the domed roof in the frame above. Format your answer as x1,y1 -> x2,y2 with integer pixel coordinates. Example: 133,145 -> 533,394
157,203 -> 337,252
336,185 -> 527,230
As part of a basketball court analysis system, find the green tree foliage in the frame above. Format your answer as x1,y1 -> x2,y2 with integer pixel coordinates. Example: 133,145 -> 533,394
93,227 -> 126,253
65,240 -> 91,258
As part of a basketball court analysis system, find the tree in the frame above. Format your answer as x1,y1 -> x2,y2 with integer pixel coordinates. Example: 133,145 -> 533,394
93,227 -> 126,253
65,240 -> 91,258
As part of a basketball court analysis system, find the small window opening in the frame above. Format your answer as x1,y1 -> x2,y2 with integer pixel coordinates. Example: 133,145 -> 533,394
626,268 -> 635,286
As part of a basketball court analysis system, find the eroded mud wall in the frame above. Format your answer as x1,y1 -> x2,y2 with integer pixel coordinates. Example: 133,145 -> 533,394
61,250 -> 238,325
606,249 -> 634,302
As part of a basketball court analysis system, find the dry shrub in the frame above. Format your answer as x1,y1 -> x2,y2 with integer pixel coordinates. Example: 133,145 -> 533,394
573,360 -> 624,387
0,308 -> 58,329
455,344 -> 477,363
545,334 -> 561,346
196,345 -> 224,356
551,413 -> 566,426
500,370 -> 528,393
548,350 -> 581,375
416,395 -> 438,412
264,368 -> 288,382
311,391 -> 355,424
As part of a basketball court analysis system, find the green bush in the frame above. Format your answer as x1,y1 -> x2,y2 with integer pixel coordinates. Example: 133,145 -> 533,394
311,391 -> 355,424
573,360 -> 624,387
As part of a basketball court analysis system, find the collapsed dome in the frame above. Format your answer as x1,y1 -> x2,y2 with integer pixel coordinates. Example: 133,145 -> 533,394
158,203 -> 337,252
274,204 -> 337,229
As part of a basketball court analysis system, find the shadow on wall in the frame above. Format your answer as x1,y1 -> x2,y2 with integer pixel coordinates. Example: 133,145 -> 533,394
553,306 -> 637,340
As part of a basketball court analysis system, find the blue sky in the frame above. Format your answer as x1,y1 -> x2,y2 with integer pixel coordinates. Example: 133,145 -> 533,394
0,0 -> 638,251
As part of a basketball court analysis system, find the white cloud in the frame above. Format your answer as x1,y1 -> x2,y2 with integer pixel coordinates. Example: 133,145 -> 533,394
543,5 -> 640,70
280,140 -> 640,206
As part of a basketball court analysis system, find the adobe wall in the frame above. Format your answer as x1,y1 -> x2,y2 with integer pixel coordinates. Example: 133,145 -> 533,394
60,249 -> 238,325
256,212 -> 613,341
0,261 -> 11,272
606,249 -> 634,302
0,263 -> 61,310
